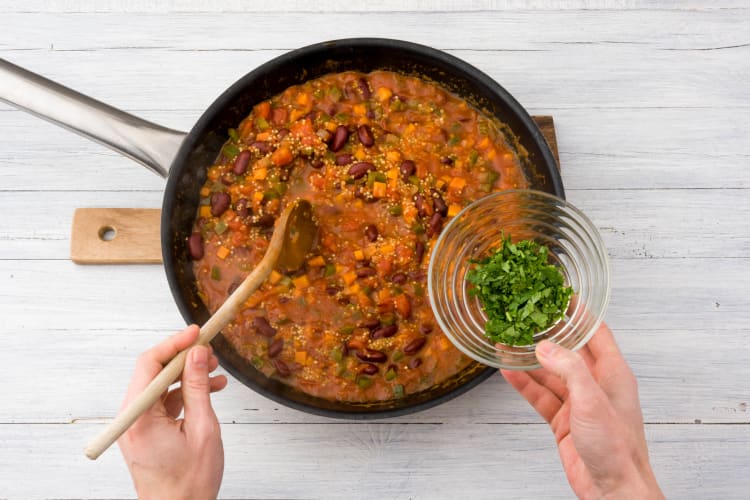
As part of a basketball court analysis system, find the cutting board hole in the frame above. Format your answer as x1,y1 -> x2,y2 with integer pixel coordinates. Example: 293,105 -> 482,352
98,226 -> 117,242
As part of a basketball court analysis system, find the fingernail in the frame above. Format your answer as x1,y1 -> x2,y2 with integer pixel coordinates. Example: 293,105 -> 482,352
536,340 -> 559,358
191,346 -> 208,368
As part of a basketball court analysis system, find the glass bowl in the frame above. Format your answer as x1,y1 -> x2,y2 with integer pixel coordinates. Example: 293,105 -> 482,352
428,189 -> 610,370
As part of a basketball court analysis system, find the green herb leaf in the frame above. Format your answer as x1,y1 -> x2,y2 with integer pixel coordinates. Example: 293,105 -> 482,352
465,237 -> 572,346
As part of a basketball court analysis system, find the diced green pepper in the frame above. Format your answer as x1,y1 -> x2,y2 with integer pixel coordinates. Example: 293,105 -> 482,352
278,276 -> 292,287
393,384 -> 405,398
222,143 -> 240,159
313,88 -> 324,99
392,350 -> 404,361
255,116 -> 270,131
408,175 -> 420,186
339,325 -> 355,335
381,313 -> 396,326
228,128 -> 239,142
329,86 -> 342,102
251,357 -> 264,369
214,220 -> 228,235
357,377 -> 374,389
413,222 -> 425,235
469,149 -> 480,166
388,204 -> 403,216
330,348 -> 343,362
325,263 -> 336,277
385,368 -> 397,381
413,283 -> 424,297
210,265 -> 221,281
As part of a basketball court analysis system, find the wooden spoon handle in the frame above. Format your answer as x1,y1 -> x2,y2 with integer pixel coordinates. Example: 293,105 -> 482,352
84,203 -> 296,460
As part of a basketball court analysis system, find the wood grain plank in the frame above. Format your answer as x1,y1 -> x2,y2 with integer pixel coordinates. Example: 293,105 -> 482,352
1,46 -> 747,112
1,10 -> 748,50
70,208 -> 162,264
0,423 -> 747,499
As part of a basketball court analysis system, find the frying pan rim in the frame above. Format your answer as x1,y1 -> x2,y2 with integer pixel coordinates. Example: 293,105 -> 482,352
162,37 -> 564,419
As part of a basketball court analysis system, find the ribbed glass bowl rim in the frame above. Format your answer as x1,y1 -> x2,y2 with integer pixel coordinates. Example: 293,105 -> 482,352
427,189 -> 611,370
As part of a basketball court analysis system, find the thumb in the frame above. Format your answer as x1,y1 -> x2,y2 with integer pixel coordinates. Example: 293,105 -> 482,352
536,340 -> 600,400
181,345 -> 216,431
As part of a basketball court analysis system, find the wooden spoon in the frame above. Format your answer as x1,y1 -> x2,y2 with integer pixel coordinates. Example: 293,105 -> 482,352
84,199 -> 317,460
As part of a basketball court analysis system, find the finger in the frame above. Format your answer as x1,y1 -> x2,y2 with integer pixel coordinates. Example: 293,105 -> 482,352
209,354 -> 219,373
210,374 -> 228,392
501,369 -> 562,424
182,345 -> 220,439
586,322 -> 624,363
536,341 -> 604,403
527,368 -> 569,401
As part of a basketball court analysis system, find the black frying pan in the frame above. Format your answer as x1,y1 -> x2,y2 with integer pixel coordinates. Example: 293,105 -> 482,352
0,38 -> 563,418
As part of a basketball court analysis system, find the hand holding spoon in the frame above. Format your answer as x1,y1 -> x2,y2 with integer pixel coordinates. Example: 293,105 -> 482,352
84,199 -> 317,460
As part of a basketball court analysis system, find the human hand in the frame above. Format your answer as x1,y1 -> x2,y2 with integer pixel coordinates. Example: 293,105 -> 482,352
502,323 -> 663,500
117,325 -> 228,500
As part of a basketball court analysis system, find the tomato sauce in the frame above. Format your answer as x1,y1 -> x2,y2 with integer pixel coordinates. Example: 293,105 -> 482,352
190,71 -> 528,402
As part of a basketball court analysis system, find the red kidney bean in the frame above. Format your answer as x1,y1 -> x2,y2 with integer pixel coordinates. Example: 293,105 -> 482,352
414,194 -> 426,217
210,192 -> 230,217
420,324 -> 434,335
387,364 -> 398,374
357,77 -> 372,99
232,150 -> 251,175
251,141 -> 271,154
371,324 -> 398,339
330,126 -> 349,152
254,316 -> 277,337
277,128 -> 290,140
273,359 -> 291,377
235,198 -> 251,218
188,232 -> 204,260
415,241 -> 425,263
326,285 -> 340,296
253,214 -> 275,228
311,158 -> 324,169
391,272 -> 407,284
408,270 -> 424,281
426,212 -> 443,237
357,125 -> 374,147
361,317 -> 381,330
400,160 -> 416,179
432,190 -> 448,217
220,174 -> 234,186
348,162 -> 375,179
364,224 -> 378,242
356,267 -> 376,278
359,363 -> 378,375
404,337 -> 426,355
408,357 -> 422,369
337,296 -> 350,305
268,338 -> 283,358
335,153 -> 354,165
441,156 -> 454,165
356,349 -> 388,363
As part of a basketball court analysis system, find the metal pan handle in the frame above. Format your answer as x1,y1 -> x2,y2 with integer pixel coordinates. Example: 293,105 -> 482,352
0,58 -> 186,179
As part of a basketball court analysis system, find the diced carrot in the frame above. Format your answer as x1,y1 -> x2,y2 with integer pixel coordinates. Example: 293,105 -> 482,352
342,271 -> 357,286
255,101 -> 271,119
376,87 -> 393,102
352,104 -> 367,116
199,205 -> 212,218
296,92 -> 310,107
271,146 -> 293,167
478,136 -> 491,149
293,275 -> 310,289
354,147 -> 367,160
486,149 -> 497,160
216,246 -> 231,259
435,179 -> 446,190
325,121 -> 338,132
353,250 -> 365,261
256,132 -> 271,142
375,257 -> 393,277
348,283 -> 361,294
253,191 -> 264,203
200,186 -> 211,197
380,243 -> 395,255
386,151 -> 401,163
239,119 -> 254,139
372,181 -> 387,198
448,203 -> 462,217
231,232 -> 246,247
269,270 -> 283,285
403,205 -> 417,226
394,294 -> 412,319
253,167 -> 268,180
449,177 -> 467,191
386,167 -> 399,180
308,255 -> 326,267
207,169 -> 220,181
295,351 -> 307,364
377,288 -> 392,304
289,108 -> 305,123
364,245 -> 377,259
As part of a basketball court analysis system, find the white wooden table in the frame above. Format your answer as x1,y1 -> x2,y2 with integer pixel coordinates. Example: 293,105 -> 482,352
1,1 -> 749,498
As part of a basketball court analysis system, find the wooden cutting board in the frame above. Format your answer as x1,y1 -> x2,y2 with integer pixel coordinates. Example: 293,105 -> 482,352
70,116 -> 560,264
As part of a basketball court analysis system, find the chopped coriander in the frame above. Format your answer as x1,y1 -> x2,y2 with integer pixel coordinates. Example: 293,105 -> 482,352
210,265 -> 221,281
466,237 -> 572,346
